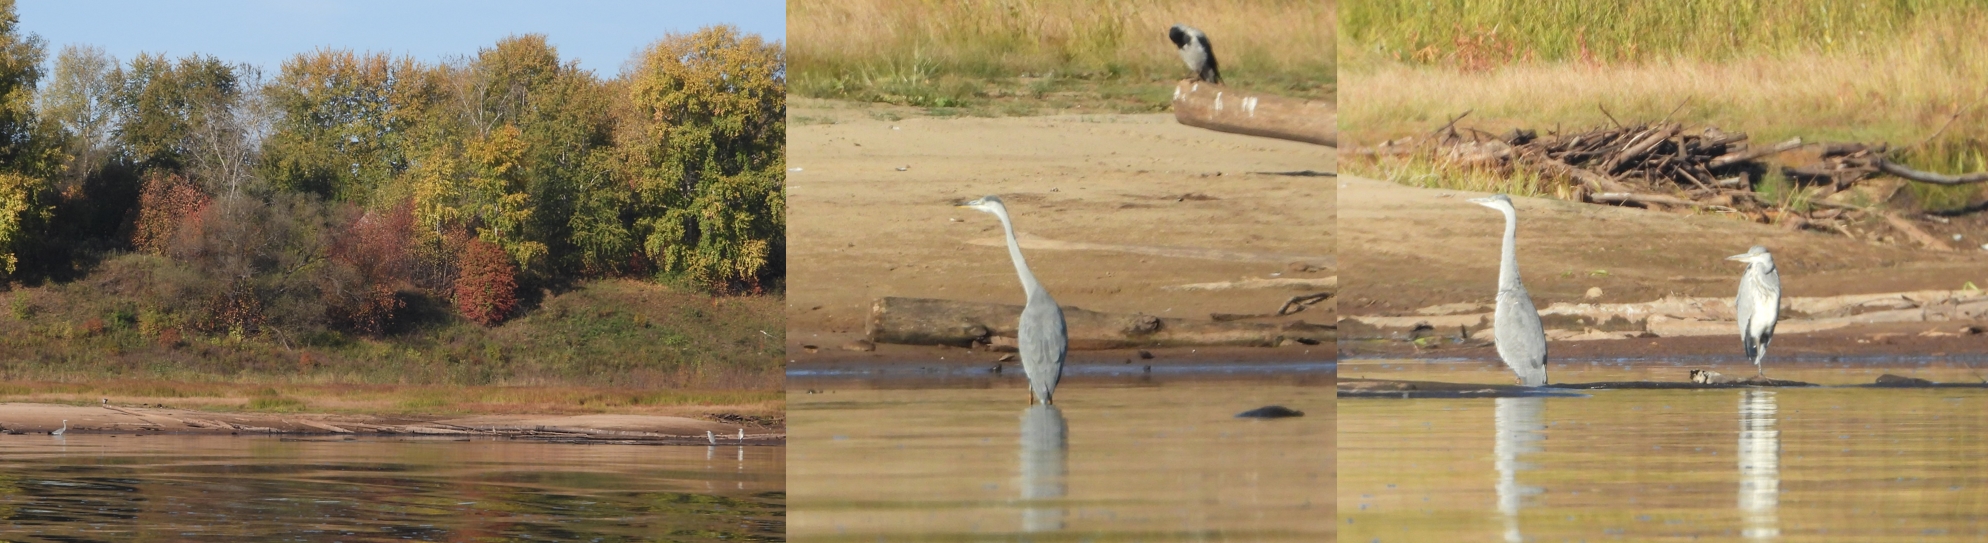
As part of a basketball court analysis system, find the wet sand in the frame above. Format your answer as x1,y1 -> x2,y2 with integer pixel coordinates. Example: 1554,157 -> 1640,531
0,403 -> 783,444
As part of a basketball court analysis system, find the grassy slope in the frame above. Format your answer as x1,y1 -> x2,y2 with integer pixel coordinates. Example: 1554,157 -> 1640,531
1340,1 -> 1988,211
0,255 -> 783,413
790,0 -> 1335,115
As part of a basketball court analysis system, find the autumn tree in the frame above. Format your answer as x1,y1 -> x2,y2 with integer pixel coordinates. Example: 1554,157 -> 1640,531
111,54 -> 240,175
619,25 -> 785,289
40,45 -> 117,191
0,0 -> 64,279
323,200 -> 414,335
260,50 -> 437,202
130,171 -> 206,254
453,236 -> 516,326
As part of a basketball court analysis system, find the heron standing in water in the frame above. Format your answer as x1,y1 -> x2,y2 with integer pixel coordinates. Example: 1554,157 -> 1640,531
1469,195 -> 1549,386
958,196 -> 1067,404
52,419 -> 66,436
1728,246 -> 1781,376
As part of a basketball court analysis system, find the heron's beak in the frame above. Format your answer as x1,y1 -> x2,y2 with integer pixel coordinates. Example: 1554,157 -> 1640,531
1725,253 -> 1749,261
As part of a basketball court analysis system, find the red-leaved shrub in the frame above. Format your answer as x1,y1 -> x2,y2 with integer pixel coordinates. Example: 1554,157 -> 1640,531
326,201 -> 416,335
131,172 -> 208,254
454,238 -> 518,326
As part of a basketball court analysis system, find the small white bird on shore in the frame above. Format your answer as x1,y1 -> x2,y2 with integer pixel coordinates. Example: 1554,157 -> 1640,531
52,420 -> 66,436
706,430 -> 716,445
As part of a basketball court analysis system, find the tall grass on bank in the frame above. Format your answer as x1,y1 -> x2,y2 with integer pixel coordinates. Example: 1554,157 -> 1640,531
792,0 -> 1335,111
1342,0 -> 1982,67
1342,8 -> 1988,211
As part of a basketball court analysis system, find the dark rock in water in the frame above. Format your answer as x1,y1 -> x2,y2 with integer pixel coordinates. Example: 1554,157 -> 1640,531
1874,374 -> 1935,387
1236,406 -> 1304,419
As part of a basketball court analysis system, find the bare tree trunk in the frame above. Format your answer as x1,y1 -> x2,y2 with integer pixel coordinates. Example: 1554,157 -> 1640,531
1170,80 -> 1336,147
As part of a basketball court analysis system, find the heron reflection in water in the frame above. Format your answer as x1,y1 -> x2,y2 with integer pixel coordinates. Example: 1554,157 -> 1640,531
1019,404 -> 1069,532
1739,390 -> 1780,540
1494,397 -> 1546,543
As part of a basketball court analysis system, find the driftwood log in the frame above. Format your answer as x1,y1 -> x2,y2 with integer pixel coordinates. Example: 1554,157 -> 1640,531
866,296 -> 1334,349
1171,80 -> 1336,147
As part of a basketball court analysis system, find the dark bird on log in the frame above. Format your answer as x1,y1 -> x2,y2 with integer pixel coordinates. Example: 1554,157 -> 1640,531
1168,25 -> 1221,83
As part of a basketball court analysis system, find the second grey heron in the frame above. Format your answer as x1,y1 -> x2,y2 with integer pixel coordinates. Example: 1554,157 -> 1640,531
1468,194 -> 1549,386
1167,25 -> 1222,83
958,195 -> 1068,405
1728,246 -> 1781,376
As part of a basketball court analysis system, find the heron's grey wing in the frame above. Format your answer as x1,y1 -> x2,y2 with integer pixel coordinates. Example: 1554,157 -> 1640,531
1736,274 -> 1759,358
1757,268 -> 1781,349
1018,300 -> 1068,397
1496,286 -> 1549,385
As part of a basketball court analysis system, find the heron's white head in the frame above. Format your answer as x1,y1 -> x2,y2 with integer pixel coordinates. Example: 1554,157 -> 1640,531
956,195 -> 1007,215
1726,245 -> 1774,265
1467,194 -> 1517,213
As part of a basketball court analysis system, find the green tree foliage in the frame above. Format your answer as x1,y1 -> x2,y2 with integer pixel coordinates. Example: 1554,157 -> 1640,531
259,50 -> 435,202
411,123 -> 547,270
40,45 -> 117,189
620,25 -> 786,289
110,53 -> 239,174
0,0 -> 62,279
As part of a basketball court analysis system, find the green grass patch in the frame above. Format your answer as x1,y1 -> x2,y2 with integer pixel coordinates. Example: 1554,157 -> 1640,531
792,0 -> 1334,113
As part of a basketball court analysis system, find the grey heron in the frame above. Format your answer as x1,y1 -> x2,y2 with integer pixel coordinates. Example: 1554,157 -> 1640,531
1468,194 -> 1549,386
1167,25 -> 1222,84
958,195 -> 1067,404
52,419 -> 66,436
1727,246 -> 1781,376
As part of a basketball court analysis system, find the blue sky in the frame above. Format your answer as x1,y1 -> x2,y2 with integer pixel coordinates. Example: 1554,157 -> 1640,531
18,1 -> 785,76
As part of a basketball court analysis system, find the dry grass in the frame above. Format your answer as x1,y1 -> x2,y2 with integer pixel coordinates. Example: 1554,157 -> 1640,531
0,380 -> 783,418
1342,0 -> 1982,66
1343,12 -> 1988,211
791,0 -> 1334,113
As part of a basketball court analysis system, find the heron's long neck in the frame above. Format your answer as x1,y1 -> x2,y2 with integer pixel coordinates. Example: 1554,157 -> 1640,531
1497,207 -> 1521,289
993,207 -> 1044,298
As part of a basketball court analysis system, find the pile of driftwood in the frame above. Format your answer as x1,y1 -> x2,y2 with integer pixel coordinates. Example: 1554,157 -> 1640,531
1356,114 -> 1988,251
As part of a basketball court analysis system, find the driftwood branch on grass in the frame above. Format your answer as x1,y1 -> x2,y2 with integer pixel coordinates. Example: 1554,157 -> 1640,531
1171,80 -> 1336,148
1878,159 -> 1988,185
1591,192 -> 1735,211
1707,137 -> 1804,168
867,296 -> 1334,349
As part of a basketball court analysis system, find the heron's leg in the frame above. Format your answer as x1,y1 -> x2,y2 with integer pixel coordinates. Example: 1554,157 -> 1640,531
1029,390 -> 1037,405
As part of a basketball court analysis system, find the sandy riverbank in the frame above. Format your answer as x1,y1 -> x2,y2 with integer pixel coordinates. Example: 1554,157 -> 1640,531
0,403 -> 784,444
1338,174 -> 1988,358
786,98 -> 1337,365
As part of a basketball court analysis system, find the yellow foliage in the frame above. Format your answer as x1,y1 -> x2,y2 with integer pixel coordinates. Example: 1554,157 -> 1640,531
0,171 -> 42,274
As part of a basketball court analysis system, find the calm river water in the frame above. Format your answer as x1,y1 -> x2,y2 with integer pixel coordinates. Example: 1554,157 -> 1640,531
0,435 -> 785,541
788,374 -> 1335,541
1343,357 -> 1988,541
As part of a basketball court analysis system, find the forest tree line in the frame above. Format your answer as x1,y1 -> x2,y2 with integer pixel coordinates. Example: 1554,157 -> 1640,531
0,4 -> 785,343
